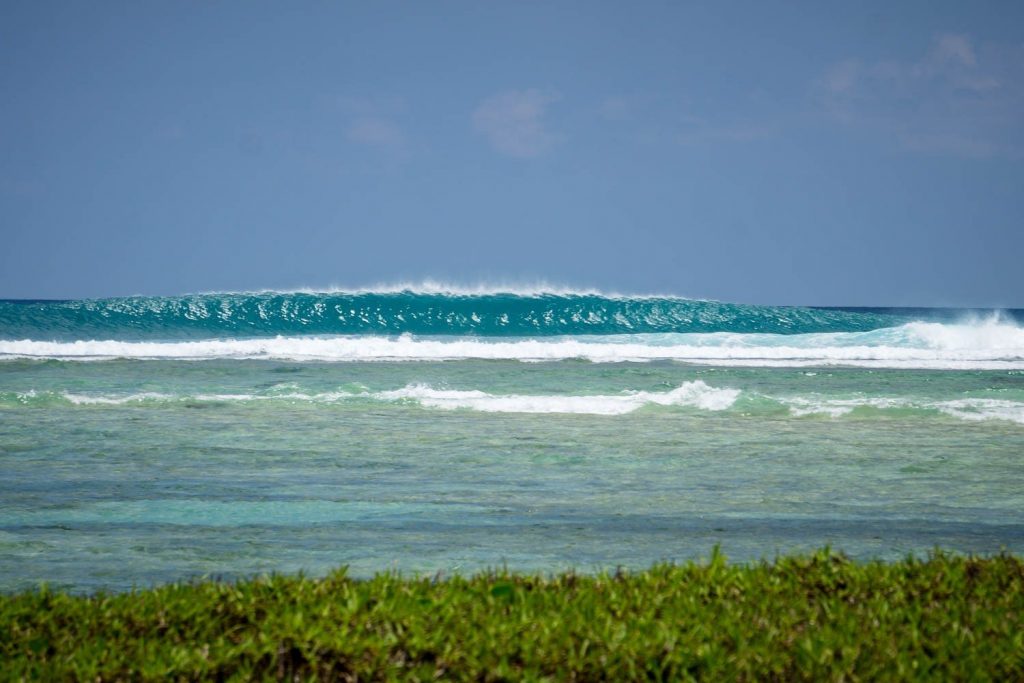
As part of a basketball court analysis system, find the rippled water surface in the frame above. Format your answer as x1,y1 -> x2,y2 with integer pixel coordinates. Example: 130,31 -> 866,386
2,358 -> 1022,593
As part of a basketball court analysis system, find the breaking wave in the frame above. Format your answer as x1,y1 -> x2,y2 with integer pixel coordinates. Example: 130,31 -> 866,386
4,383 -> 1023,423
1,319 -> 1023,369
375,381 -> 740,414
2,382 -> 736,415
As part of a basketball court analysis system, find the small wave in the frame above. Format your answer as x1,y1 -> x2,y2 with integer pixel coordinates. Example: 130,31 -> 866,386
63,391 -> 174,405
376,381 -> 739,414
782,396 -> 909,418
61,390 -> 357,405
934,398 -> 1024,424
5,385 -> 1022,424
4,382 -> 739,416
778,395 -> 1024,424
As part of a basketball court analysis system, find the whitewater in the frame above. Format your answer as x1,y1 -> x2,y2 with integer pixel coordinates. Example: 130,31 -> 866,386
1,289 -> 1022,592
2,322 -> 1022,368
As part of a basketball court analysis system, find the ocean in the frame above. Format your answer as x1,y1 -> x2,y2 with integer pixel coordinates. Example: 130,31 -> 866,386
1,288 -> 1022,593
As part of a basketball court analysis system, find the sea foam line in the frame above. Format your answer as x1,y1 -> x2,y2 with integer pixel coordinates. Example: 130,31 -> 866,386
376,381 -> 739,414
52,381 -> 738,415
778,396 -> 1024,424
6,386 -> 1022,423
3,320 -> 1024,368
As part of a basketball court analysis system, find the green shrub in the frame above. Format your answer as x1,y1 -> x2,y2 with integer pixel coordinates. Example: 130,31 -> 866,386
2,549 -> 1022,681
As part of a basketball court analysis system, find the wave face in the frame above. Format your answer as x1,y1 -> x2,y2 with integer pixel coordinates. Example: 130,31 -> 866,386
0,292 -> 925,340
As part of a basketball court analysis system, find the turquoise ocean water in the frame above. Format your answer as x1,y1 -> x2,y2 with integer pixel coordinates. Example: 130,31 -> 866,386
1,289 -> 1023,592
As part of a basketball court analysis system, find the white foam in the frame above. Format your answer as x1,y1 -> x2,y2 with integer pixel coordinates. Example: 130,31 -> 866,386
62,390 -> 354,405
50,382 -> 738,415
2,320 -> 1023,369
375,381 -> 739,414
63,391 -> 174,405
934,398 -> 1024,424
33,386 -> 1024,424
782,396 -> 909,418
902,318 -> 1024,352
779,395 -> 1024,424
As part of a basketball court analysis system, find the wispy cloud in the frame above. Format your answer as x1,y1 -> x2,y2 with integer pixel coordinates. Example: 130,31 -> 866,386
818,33 -> 1024,158
346,118 -> 404,148
932,33 -> 976,68
338,97 -> 407,154
674,117 -> 773,146
823,60 -> 860,96
472,89 -> 560,158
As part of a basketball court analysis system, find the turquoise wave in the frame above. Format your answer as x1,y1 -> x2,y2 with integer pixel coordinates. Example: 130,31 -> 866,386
0,291 -> 931,341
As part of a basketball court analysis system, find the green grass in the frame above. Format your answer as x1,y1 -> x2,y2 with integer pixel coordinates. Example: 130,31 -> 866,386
2,549 -> 1022,681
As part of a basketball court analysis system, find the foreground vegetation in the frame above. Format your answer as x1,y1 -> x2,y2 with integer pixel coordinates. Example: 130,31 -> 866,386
2,550 -> 1022,681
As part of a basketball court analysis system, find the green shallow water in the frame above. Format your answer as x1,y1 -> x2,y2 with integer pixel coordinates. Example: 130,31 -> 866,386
1,359 -> 1023,593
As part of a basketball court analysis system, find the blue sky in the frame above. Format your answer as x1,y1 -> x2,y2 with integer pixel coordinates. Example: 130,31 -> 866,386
1,1 -> 1022,305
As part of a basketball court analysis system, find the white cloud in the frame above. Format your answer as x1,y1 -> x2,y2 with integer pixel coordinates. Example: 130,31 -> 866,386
346,118 -> 404,148
472,89 -> 560,158
823,59 -> 860,95
931,33 -> 976,67
818,33 -> 1024,158
335,96 -> 407,156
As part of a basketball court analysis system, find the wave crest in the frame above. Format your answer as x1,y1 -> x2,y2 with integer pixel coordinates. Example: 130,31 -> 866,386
377,381 -> 739,414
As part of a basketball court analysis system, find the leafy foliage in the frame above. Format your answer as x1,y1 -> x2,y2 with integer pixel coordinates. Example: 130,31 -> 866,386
2,549 -> 1022,681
